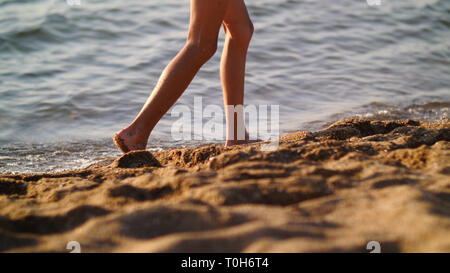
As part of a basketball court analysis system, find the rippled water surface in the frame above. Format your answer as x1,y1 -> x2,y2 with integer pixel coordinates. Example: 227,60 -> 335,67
0,0 -> 449,173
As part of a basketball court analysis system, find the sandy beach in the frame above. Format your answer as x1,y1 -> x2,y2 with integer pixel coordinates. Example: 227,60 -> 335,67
0,118 -> 449,252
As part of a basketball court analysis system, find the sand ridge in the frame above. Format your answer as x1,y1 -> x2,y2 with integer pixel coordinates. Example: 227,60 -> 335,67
0,118 -> 449,252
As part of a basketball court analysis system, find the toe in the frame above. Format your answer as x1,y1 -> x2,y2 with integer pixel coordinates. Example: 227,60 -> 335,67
113,134 -> 130,153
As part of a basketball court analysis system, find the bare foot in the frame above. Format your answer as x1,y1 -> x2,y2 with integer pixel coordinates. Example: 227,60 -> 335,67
113,128 -> 147,153
225,139 -> 262,147
224,131 -> 261,147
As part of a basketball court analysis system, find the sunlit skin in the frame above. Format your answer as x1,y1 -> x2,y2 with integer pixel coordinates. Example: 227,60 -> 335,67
113,0 -> 254,153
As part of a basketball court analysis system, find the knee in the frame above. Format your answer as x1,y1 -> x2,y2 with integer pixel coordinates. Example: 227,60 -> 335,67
247,20 -> 255,41
185,39 -> 218,64
226,20 -> 254,46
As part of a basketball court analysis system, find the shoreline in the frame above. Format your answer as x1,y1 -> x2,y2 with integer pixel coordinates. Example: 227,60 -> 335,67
0,117 -> 449,252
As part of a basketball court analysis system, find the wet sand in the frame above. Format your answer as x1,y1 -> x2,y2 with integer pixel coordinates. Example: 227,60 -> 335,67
0,118 -> 449,252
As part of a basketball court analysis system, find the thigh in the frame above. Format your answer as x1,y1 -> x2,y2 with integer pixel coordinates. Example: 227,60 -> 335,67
188,0 -> 228,44
222,0 -> 252,35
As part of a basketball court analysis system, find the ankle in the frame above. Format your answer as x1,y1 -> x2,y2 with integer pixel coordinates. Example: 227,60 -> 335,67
119,126 -> 146,143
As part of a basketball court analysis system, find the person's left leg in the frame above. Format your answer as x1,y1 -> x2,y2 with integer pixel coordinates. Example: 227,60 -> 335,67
220,0 -> 254,146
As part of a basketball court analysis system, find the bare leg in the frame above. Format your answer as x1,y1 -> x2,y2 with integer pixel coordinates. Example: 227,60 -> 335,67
221,0 -> 254,146
114,0 -> 228,153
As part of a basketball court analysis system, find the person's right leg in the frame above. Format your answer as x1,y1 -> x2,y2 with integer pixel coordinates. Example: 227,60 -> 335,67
220,0 -> 254,146
114,0 -> 228,153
